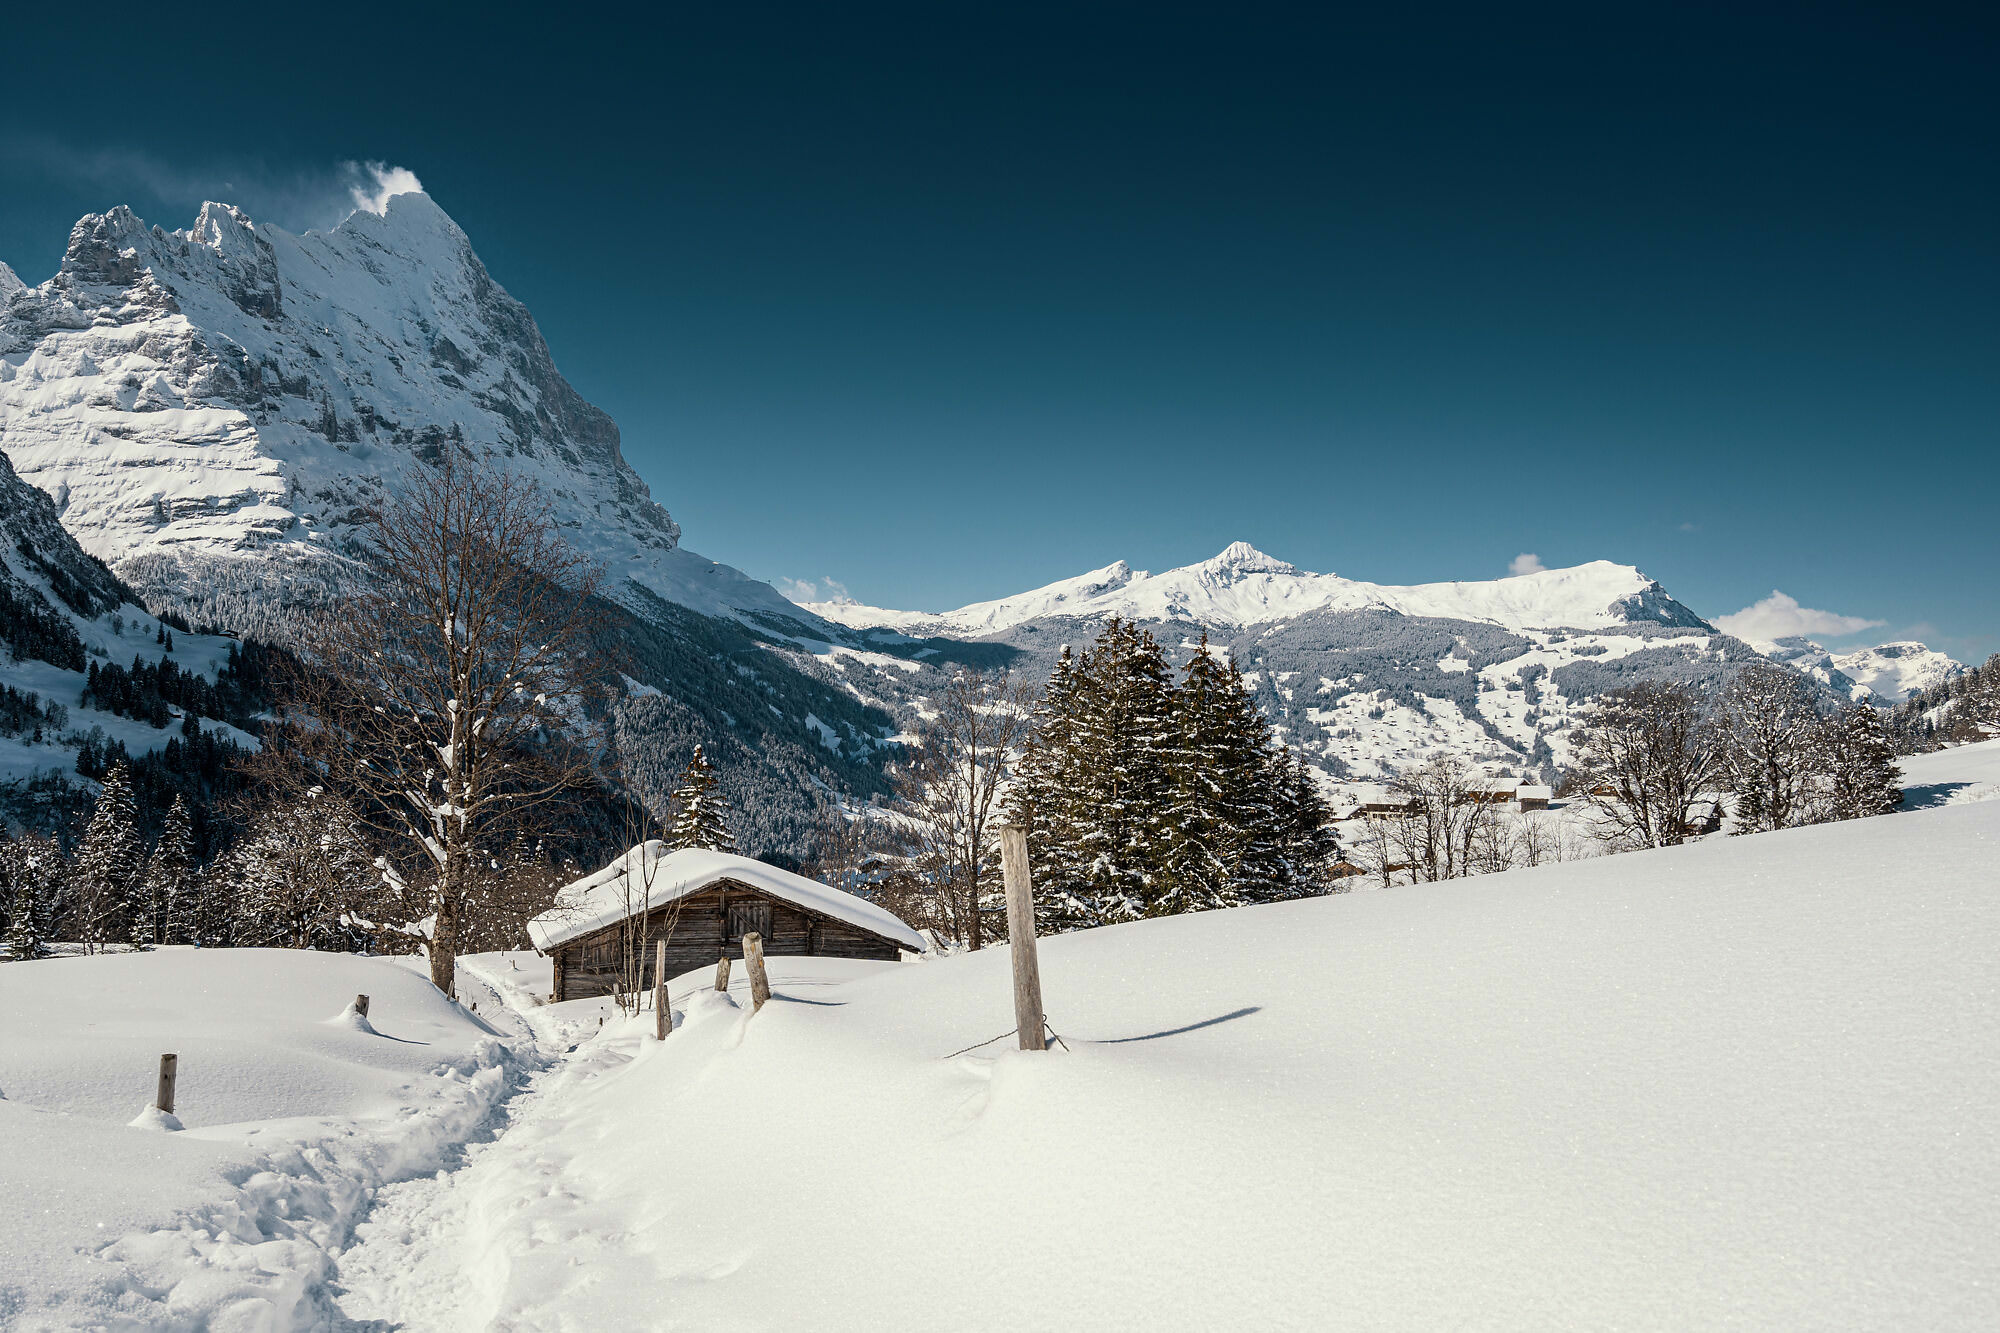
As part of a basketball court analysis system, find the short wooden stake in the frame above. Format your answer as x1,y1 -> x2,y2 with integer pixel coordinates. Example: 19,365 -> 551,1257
996,823 -> 1047,1052
742,932 -> 771,1013
714,954 -> 732,992
354,993 -> 370,1018
156,1053 -> 178,1114
654,940 -> 670,1040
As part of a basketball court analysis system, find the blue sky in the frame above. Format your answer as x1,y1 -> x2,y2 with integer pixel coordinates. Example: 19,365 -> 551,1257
3,4 -> 1995,659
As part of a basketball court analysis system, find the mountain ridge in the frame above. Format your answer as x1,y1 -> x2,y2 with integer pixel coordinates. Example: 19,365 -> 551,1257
807,542 -> 1712,637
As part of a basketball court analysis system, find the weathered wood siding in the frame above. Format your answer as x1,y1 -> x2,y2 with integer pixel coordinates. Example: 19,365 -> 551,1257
551,879 -> 903,1002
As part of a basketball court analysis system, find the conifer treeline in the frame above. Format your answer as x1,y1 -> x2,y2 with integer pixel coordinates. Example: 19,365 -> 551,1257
1004,618 -> 1338,929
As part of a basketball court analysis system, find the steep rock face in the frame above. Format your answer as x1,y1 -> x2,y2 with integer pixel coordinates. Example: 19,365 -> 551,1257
0,194 -> 841,626
0,444 -> 131,643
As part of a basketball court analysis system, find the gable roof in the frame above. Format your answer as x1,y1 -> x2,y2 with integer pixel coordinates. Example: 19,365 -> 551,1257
525,843 -> 926,954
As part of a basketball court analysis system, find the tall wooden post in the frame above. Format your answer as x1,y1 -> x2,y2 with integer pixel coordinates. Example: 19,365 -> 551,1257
156,1053 -> 178,1114
654,940 -> 670,1041
742,932 -> 771,1013
996,823 -> 1046,1052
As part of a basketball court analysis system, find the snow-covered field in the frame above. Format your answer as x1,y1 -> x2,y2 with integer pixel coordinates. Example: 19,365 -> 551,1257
0,949 -> 556,1330
4,745 -> 1997,1329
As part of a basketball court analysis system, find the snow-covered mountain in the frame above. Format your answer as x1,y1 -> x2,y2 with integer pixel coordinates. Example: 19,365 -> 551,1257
1756,636 -> 1964,705
0,193 -> 891,849
1829,642 -> 1964,704
0,193 -> 819,632
809,542 -> 1709,637
802,544 -> 1829,799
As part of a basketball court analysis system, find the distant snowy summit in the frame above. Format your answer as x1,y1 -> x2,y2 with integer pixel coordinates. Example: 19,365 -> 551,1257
804,542 -> 1712,636
0,193 -> 816,629
1762,636 -> 1966,705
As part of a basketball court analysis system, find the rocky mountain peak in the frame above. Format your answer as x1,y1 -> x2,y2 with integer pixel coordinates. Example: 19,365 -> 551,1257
0,192 -> 721,618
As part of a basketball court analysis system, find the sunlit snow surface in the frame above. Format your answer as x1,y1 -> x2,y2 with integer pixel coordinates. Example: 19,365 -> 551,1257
5,747 -> 1997,1329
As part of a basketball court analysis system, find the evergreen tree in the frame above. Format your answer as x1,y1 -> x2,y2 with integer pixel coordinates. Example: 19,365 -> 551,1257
667,745 -> 739,853
1006,645 -> 1099,931
1068,618 -> 1178,924
75,762 -> 144,952
1272,748 -> 1341,894
1211,657 -> 1288,903
1819,704 -> 1903,820
1157,637 -> 1234,916
2,833 -> 69,960
1006,623 -> 1340,931
150,795 -> 202,945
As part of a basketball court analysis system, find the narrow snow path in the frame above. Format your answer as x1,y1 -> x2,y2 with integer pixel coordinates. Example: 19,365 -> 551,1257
329,962 -> 614,1330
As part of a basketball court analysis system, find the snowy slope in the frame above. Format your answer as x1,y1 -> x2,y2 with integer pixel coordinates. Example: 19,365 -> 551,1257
810,541 -> 1709,635
0,446 -> 253,784
328,796 -> 1997,1329
0,195 -> 825,632
0,949 -> 547,1329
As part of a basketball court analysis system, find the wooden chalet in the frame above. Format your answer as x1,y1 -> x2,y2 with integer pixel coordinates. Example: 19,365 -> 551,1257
527,844 -> 926,1003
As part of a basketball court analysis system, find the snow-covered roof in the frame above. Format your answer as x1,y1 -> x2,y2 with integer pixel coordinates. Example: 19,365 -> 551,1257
526,843 -> 925,954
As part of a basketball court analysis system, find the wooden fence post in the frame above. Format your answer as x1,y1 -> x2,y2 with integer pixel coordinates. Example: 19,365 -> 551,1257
714,954 -> 732,992
354,994 -> 370,1019
996,823 -> 1047,1052
156,1053 -> 178,1114
742,932 -> 771,1013
655,940 -> 670,1040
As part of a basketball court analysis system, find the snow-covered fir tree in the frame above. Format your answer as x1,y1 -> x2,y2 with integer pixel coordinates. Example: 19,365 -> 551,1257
75,762 -> 144,952
1818,703 -> 1903,820
1006,620 -> 1338,931
1004,645 -> 1099,931
149,795 -> 202,946
2,832 -> 69,960
1069,618 -> 1178,924
668,746 -> 739,853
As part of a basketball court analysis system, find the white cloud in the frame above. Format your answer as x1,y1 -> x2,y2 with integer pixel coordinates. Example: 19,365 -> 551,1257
1715,591 -> 1885,645
1508,553 -> 1546,577
776,576 -> 852,606
345,162 -> 424,216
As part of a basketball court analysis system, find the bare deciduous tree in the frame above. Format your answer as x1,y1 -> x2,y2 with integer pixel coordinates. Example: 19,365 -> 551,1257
271,453 -> 606,996
889,668 -> 1035,950
1387,756 -> 1498,882
1570,680 -> 1724,850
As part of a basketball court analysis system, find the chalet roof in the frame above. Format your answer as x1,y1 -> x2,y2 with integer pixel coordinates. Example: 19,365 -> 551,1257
526,844 -> 926,954
1517,785 -> 1553,802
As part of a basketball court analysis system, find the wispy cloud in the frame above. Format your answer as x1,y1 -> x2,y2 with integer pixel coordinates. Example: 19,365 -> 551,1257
1508,552 -> 1546,577
777,576 -> 853,605
2,138 -> 426,233
1715,591 -> 1884,645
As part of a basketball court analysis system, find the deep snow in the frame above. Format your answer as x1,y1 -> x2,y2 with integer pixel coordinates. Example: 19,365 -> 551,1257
0,950 -> 546,1329
6,750 -> 1998,1328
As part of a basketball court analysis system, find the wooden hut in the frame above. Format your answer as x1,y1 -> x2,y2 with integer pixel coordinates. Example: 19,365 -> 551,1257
527,844 -> 926,1003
